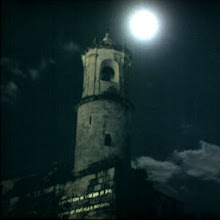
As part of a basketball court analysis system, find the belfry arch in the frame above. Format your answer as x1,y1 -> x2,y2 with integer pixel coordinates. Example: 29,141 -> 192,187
100,59 -> 119,83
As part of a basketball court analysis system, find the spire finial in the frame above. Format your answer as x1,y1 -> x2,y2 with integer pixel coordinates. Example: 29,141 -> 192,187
105,23 -> 111,36
103,23 -> 113,44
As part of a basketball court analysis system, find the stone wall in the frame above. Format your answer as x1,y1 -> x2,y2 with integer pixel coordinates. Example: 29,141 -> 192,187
1,166 -> 116,219
59,167 -> 115,219
74,98 -> 131,172
1,165 -> 185,219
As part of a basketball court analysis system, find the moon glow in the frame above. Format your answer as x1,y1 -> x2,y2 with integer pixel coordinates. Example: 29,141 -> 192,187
130,10 -> 159,40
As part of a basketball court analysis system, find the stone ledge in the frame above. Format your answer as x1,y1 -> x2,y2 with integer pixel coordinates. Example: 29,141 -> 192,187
76,93 -> 134,112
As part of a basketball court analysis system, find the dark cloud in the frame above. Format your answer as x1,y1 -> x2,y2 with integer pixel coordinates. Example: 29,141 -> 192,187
1,57 -> 56,104
38,57 -> 56,72
63,41 -> 81,53
0,57 -> 26,79
174,141 -> 220,182
133,141 -> 220,184
28,58 -> 55,80
132,141 -> 220,211
0,57 -> 22,104
1,178 -> 20,194
1,81 -> 18,104
132,156 -> 180,183
28,69 -> 39,80
48,58 -> 56,65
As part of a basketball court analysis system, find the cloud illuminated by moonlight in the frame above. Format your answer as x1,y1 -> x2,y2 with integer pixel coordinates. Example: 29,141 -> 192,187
132,141 -> 220,183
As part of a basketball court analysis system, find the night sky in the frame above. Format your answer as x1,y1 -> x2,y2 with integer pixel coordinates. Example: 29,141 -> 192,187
1,0 -> 220,215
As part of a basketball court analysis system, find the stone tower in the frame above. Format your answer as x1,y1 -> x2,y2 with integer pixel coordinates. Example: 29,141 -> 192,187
1,33 -> 184,220
74,32 -> 133,173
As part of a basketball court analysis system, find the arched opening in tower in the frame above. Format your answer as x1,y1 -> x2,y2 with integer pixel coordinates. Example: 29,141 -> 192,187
101,66 -> 114,81
104,134 -> 112,146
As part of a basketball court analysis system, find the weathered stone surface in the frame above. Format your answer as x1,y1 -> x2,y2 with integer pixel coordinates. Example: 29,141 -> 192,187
74,99 -> 131,172
74,34 -> 132,174
72,34 -> 132,219
58,167 -> 116,219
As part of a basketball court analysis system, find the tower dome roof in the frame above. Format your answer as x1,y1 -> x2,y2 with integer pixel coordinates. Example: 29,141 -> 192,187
102,32 -> 113,45
82,32 -> 132,60
97,32 -> 124,51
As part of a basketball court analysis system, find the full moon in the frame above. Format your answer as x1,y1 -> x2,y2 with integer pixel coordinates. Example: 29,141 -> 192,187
130,10 -> 159,40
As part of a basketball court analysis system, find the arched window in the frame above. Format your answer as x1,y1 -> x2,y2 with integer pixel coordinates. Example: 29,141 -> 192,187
101,67 -> 114,81
104,134 -> 112,146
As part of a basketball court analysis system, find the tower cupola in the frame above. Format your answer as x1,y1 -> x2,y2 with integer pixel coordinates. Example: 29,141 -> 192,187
81,32 -> 131,99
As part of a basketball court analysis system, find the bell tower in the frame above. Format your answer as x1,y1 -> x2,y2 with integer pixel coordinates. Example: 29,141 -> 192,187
74,32 -> 132,173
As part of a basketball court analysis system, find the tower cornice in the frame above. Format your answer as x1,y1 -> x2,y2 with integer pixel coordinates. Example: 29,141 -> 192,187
76,94 -> 134,112
82,34 -> 132,64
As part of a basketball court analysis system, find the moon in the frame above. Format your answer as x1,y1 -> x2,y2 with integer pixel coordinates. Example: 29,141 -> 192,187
130,9 -> 159,40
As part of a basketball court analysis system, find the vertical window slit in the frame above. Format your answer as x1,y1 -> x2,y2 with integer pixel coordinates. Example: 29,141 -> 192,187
104,134 -> 112,146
